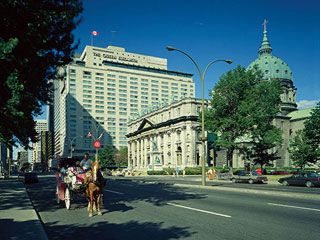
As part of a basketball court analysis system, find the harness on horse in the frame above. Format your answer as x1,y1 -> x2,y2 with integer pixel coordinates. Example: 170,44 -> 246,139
85,170 -> 103,188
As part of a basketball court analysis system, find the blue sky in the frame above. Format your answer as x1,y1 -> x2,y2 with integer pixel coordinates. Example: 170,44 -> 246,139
36,0 -> 319,115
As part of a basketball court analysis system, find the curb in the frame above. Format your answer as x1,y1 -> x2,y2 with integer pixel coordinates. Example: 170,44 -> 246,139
172,183 -> 320,200
23,181 -> 49,240
117,178 -> 320,200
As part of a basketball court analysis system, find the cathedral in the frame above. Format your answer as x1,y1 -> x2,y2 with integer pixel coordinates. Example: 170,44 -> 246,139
220,20 -> 314,168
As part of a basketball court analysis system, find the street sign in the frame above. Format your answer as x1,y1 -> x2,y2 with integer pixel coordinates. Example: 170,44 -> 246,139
93,140 -> 101,148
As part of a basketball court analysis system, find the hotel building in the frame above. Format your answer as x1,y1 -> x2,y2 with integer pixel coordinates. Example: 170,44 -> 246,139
52,45 -> 195,158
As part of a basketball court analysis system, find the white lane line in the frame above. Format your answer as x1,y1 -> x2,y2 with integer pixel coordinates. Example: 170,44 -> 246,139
105,189 -> 124,195
167,203 -> 232,218
268,203 -> 320,212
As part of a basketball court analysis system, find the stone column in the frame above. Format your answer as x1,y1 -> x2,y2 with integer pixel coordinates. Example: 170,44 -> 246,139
128,141 -> 132,169
137,139 -> 140,169
163,131 -> 169,166
182,126 -> 187,168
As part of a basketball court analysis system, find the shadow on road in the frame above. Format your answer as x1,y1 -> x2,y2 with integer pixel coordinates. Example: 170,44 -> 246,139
45,220 -> 195,240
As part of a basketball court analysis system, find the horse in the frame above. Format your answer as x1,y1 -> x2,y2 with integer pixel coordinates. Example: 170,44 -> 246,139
84,160 -> 104,217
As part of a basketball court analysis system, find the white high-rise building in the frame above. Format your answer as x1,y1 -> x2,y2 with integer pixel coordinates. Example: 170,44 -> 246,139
31,119 -> 48,165
52,45 -> 195,158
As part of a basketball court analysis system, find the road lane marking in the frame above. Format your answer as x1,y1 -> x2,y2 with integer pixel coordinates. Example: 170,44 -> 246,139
167,203 -> 232,218
105,190 -> 124,195
268,203 -> 320,212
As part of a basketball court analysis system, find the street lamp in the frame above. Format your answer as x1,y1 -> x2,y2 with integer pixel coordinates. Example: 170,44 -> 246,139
166,46 -> 232,186
70,136 -> 83,158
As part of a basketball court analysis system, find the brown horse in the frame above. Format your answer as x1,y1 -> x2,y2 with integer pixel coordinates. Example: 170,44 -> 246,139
84,160 -> 104,217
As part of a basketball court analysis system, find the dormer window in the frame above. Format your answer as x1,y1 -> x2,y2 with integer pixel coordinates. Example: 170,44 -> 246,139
276,69 -> 279,73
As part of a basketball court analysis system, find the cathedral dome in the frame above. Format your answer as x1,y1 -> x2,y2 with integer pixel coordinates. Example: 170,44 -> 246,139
247,20 -> 297,115
248,55 -> 293,82
247,21 -> 293,87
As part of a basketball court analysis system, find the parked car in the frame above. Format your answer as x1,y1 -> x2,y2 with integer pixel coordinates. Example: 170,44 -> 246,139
231,171 -> 268,184
271,170 -> 291,175
23,172 -> 39,184
103,170 -> 112,176
278,172 -> 320,187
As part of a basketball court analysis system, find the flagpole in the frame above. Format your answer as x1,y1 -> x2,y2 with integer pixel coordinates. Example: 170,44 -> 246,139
91,34 -> 93,46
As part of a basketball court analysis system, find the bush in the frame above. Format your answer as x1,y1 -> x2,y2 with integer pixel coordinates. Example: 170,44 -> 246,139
147,170 -> 164,175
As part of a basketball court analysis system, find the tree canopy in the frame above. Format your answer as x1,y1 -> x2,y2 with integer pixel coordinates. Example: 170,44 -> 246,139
0,0 -> 83,149
289,102 -> 320,169
99,145 -> 116,167
204,65 -> 283,167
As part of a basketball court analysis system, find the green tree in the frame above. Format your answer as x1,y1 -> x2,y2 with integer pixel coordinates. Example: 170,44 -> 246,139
114,146 -> 128,168
0,0 -> 83,149
289,102 -> 320,169
99,145 -> 115,167
204,65 -> 283,168
288,130 -> 315,170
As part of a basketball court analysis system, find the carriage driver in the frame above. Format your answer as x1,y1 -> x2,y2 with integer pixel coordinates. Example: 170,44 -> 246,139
80,153 -> 106,186
80,153 -> 91,171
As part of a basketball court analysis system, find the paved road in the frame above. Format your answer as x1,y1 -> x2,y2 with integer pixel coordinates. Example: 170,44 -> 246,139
26,176 -> 320,240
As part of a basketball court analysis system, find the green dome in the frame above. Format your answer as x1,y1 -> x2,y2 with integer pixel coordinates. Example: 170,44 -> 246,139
247,27 -> 293,84
248,54 -> 293,81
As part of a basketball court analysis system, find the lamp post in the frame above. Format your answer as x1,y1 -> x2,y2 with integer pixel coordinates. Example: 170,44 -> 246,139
166,46 -> 232,186
70,136 -> 83,158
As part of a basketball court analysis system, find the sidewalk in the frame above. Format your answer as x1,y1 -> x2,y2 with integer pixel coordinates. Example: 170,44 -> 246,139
0,178 -> 48,240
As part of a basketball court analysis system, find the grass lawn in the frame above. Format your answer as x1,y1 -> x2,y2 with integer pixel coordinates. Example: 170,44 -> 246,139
264,174 -> 292,182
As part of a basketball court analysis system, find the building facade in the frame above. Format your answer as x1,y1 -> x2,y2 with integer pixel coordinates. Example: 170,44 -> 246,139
31,120 -> 48,167
52,45 -> 195,158
127,98 -> 207,171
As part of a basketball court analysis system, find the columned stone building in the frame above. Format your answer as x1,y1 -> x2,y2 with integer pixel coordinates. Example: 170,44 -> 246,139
127,98 -> 207,171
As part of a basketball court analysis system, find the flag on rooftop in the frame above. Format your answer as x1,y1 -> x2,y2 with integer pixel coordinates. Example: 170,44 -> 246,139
92,31 -> 98,36
87,131 -> 92,138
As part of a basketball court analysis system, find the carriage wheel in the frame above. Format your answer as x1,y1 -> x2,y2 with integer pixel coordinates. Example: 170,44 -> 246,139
56,185 -> 60,205
65,188 -> 71,210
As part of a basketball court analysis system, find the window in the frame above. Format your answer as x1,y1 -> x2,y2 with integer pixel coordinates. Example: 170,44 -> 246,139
107,106 -> 116,110
107,74 -> 116,78
70,69 -> 76,73
95,82 -> 104,85
83,85 -> 92,89
119,80 -> 127,84
83,71 -> 91,75
107,83 -> 115,87
96,91 -> 104,94
107,88 -> 115,92
96,110 -> 104,113
96,96 -> 104,99
119,89 -> 127,93
130,77 -> 138,80
119,85 -> 127,88
130,86 -> 138,90
119,98 -> 127,102
83,99 -> 92,103
119,76 -> 127,79
83,94 -> 92,98
96,105 -> 104,109
83,90 -> 92,94
130,81 -> 138,85
107,102 -> 116,105
151,80 -> 158,83
95,86 -> 104,90
107,78 -> 116,82
171,83 -> 178,86
141,83 -> 148,86
83,80 -> 91,84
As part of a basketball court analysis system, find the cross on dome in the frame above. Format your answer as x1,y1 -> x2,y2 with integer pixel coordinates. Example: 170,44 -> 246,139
262,19 -> 268,32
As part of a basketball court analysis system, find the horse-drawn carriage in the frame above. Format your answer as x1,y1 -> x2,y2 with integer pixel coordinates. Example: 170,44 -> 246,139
55,157 -> 104,217
55,157 -> 86,210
